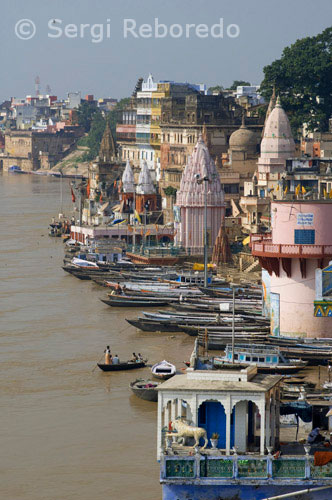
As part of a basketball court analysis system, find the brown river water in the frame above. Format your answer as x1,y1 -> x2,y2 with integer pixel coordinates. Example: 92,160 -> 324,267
0,173 -> 193,500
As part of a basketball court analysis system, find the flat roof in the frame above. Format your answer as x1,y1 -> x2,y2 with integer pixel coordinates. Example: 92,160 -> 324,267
157,373 -> 282,393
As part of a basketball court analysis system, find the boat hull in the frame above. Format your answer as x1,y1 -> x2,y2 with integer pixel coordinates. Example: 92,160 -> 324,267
130,379 -> 159,402
97,362 -> 146,371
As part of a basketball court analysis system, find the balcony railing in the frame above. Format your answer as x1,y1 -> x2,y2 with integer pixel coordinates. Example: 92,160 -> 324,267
161,454 -> 332,482
251,240 -> 332,259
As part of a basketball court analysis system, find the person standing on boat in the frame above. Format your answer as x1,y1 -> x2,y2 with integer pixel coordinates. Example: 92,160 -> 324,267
137,353 -> 143,362
104,346 -> 112,365
131,353 -> 138,362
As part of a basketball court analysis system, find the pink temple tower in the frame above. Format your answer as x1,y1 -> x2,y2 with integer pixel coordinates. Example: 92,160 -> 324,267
252,200 -> 332,338
175,135 -> 225,254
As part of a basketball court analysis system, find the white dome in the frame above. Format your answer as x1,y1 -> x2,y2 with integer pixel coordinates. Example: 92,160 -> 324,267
260,97 -> 295,160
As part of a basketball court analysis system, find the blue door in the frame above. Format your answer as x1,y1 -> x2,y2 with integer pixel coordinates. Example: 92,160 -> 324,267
198,402 -> 227,448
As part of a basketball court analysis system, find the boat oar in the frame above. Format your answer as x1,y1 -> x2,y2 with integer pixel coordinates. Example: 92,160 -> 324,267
92,355 -> 104,372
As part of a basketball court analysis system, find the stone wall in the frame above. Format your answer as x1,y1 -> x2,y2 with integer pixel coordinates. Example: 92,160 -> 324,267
3,130 -> 79,171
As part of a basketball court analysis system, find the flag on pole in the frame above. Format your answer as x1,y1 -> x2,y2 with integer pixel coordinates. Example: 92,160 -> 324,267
284,186 -> 288,195
329,189 -> 332,199
86,178 -> 90,197
324,188 -> 328,198
71,187 -> 76,203
301,186 -> 306,195
140,228 -> 144,236
146,230 -> 151,236
295,184 -> 301,196
127,225 -> 133,232
100,192 -> 103,203
134,210 -> 141,223
276,184 -> 279,192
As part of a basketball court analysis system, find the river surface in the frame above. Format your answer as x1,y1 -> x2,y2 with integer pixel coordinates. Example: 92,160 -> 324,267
0,173 -> 193,500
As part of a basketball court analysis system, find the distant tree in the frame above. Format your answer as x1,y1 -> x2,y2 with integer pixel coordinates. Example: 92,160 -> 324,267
208,85 -> 224,94
163,186 -> 177,197
260,27 -> 332,133
229,80 -> 251,90
85,112 -> 106,159
78,97 -> 131,161
76,101 -> 98,132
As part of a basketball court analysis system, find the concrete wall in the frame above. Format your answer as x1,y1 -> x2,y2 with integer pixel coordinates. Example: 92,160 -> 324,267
271,258 -> 332,338
271,201 -> 332,245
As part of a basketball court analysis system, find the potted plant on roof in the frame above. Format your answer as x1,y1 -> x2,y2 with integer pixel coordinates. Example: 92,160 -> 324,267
210,433 -> 219,449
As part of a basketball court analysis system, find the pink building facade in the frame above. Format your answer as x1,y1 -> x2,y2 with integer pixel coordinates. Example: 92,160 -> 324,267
252,200 -> 332,338
175,136 -> 225,255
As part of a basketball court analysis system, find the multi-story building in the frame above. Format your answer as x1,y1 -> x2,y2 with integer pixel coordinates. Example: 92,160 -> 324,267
116,75 -> 207,187
160,94 -> 263,222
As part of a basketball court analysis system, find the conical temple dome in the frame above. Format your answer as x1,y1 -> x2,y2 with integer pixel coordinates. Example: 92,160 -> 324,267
122,159 -> 135,193
176,135 -> 224,207
136,161 -> 155,195
99,122 -> 116,162
260,97 -> 295,160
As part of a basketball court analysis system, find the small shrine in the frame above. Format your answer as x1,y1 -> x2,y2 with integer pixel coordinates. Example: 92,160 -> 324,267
135,161 -> 158,214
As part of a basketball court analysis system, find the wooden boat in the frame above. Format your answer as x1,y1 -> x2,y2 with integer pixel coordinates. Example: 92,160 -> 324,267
130,379 -> 160,401
151,360 -> 176,380
101,297 -> 169,307
97,360 -> 146,371
126,318 -> 181,332
213,344 -> 307,374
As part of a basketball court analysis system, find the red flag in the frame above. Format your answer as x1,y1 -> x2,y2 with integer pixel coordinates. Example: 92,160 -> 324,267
100,192 -> 103,203
86,179 -> 90,197
71,187 -> 76,203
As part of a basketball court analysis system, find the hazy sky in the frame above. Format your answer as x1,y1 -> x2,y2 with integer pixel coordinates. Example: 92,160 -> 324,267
1,0 -> 331,101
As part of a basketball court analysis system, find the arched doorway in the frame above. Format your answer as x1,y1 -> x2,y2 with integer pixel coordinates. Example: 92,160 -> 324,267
198,401 -> 232,448
231,400 -> 260,453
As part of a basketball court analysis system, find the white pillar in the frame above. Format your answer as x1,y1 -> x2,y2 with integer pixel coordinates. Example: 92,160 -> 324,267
265,399 -> 271,449
171,399 -> 177,423
157,394 -> 163,459
225,398 -> 232,455
190,397 -> 198,425
260,401 -> 266,455
164,401 -> 169,429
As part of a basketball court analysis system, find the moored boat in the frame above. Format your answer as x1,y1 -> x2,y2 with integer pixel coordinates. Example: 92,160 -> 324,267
213,344 -> 307,374
101,297 -> 170,307
130,379 -> 160,401
151,360 -> 176,380
97,360 -> 146,371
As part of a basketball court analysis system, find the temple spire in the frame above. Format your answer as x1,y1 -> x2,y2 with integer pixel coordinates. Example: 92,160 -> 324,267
122,159 -> 135,193
262,85 -> 277,137
99,121 -> 116,163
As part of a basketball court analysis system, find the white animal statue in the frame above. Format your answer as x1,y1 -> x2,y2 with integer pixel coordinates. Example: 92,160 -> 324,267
171,418 -> 208,449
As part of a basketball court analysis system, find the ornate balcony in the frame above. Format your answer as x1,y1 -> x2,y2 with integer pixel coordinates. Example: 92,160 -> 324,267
161,454 -> 332,484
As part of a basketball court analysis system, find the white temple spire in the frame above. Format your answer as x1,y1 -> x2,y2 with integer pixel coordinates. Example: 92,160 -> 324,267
136,161 -> 155,195
122,159 -> 135,193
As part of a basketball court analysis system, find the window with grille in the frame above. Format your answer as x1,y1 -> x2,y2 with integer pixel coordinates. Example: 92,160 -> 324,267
294,229 -> 315,244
